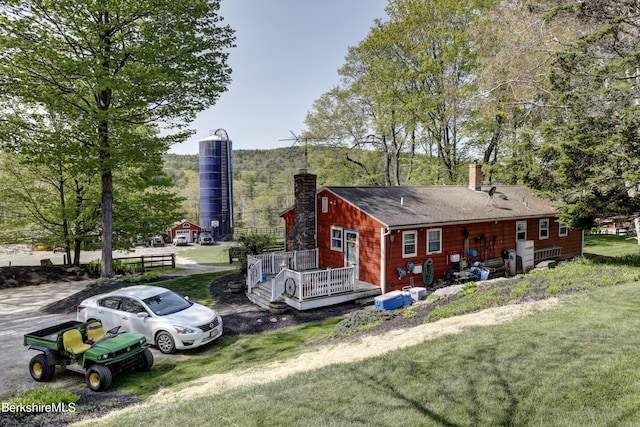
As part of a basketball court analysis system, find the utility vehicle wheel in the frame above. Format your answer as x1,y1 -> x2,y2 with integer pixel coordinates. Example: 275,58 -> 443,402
135,348 -> 154,371
86,365 -> 112,392
156,331 -> 175,354
29,354 -> 54,382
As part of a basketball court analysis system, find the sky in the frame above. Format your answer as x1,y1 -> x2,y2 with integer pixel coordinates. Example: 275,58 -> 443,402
168,0 -> 388,154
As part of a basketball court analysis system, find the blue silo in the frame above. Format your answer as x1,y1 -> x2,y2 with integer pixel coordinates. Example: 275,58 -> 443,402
199,130 -> 233,240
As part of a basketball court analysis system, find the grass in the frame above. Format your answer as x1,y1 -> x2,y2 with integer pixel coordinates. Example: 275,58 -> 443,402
114,319 -> 341,396
19,236 -> 640,425
177,244 -> 234,265
584,233 -> 639,257
87,281 -> 640,426
3,386 -> 78,416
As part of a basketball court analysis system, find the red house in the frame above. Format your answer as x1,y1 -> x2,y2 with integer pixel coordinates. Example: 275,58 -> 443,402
282,164 -> 583,293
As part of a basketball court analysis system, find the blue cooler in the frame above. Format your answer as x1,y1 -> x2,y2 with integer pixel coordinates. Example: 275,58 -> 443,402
401,288 -> 412,305
374,290 -> 404,310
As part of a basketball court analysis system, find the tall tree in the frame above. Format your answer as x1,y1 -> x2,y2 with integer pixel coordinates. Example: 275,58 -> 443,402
468,0 -> 579,186
529,0 -> 640,229
0,0 -> 234,276
305,0 -> 496,185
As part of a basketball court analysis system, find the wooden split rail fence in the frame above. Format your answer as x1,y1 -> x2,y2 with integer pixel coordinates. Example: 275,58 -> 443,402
112,253 -> 176,270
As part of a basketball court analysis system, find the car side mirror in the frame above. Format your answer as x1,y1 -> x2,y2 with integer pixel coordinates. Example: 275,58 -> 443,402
137,311 -> 149,318
184,296 -> 189,301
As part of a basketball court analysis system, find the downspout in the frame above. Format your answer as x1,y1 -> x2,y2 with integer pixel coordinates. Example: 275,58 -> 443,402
381,227 -> 391,294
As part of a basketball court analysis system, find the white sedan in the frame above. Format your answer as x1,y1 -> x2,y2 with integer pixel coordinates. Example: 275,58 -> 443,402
172,235 -> 188,246
77,285 -> 223,354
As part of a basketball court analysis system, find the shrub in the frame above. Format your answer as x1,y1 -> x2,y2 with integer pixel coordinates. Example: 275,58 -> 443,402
458,282 -> 477,297
85,259 -> 144,277
333,309 -> 396,338
122,272 -> 161,283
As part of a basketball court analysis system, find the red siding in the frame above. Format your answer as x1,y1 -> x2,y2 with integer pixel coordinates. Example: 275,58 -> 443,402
383,219 -> 582,291
285,190 -> 583,293
281,209 -> 295,251
316,190 -> 384,286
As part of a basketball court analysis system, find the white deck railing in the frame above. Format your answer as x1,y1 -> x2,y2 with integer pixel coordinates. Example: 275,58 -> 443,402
250,249 -> 318,274
273,266 -> 355,301
246,256 -> 262,293
534,246 -> 562,262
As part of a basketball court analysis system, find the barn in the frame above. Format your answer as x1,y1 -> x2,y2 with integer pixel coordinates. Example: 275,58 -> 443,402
282,163 -> 583,293
170,220 -> 203,244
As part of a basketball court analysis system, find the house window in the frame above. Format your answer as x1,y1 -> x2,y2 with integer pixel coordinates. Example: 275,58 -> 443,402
426,228 -> 442,254
539,219 -> 549,240
321,197 -> 328,213
559,222 -> 568,237
403,231 -> 417,258
330,227 -> 343,251
516,221 -> 527,241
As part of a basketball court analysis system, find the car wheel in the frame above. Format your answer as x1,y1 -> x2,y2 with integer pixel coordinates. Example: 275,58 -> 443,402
156,331 -> 175,354
135,348 -> 154,371
86,364 -> 112,392
29,354 -> 55,382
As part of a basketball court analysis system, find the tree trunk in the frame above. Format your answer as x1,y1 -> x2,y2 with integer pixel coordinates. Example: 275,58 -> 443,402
73,239 -> 82,265
382,135 -> 391,187
101,170 -> 113,277
635,215 -> 640,251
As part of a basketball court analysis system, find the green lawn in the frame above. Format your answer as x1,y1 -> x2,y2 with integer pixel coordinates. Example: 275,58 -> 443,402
177,244 -> 236,265
84,281 -> 640,426
584,233 -> 639,257
18,236 -> 640,426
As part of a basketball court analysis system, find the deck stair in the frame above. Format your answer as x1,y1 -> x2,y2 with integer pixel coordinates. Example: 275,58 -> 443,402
246,283 -> 273,310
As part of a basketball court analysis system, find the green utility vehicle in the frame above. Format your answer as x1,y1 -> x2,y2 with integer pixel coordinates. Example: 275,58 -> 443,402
23,320 -> 153,391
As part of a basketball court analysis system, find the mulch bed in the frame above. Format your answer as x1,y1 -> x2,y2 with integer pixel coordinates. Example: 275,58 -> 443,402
213,272 -> 363,336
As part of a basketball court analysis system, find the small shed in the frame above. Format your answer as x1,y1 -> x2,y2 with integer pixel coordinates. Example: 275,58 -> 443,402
170,220 -> 203,243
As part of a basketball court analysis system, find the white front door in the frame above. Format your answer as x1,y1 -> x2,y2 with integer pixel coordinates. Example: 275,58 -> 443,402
345,230 -> 359,280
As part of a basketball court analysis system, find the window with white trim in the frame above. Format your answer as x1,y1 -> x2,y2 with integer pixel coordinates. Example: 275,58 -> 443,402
516,221 -> 527,241
330,227 -> 343,251
321,197 -> 328,213
559,222 -> 568,237
402,231 -> 417,258
426,228 -> 442,254
539,219 -> 549,240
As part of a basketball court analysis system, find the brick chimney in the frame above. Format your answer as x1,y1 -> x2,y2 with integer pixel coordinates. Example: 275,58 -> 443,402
469,162 -> 482,191
290,169 -> 316,251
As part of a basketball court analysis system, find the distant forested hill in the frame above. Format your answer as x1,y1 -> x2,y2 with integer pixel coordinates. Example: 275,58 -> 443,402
164,145 -> 436,228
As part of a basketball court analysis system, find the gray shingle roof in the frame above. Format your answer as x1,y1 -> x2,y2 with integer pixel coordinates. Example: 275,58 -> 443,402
323,185 -> 562,228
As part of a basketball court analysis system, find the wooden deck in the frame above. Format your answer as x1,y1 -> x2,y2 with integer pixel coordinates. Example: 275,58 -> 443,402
246,250 -> 381,311
247,279 -> 381,311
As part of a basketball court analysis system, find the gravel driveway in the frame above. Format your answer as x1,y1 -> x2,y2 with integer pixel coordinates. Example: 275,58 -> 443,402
0,281 -> 87,397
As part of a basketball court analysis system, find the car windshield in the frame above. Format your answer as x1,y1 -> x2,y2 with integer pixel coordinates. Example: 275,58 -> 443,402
142,290 -> 192,316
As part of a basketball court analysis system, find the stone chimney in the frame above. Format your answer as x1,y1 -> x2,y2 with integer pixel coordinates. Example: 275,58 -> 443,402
469,162 -> 482,191
290,169 -> 316,251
